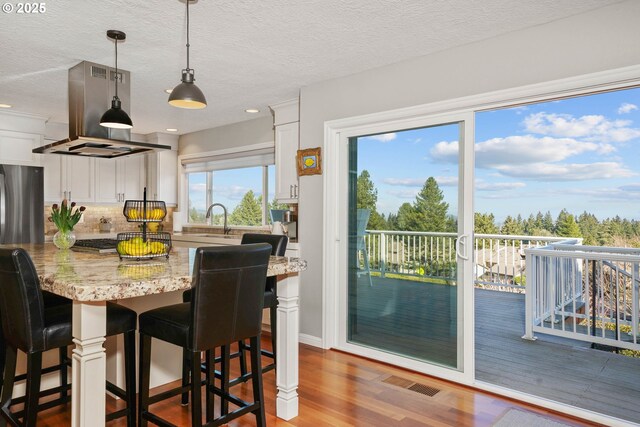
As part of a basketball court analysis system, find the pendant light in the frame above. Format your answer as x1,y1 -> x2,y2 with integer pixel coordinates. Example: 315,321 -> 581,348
168,0 -> 207,109
100,30 -> 133,129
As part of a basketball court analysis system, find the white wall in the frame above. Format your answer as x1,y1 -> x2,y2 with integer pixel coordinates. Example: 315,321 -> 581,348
298,0 -> 640,339
178,116 -> 273,155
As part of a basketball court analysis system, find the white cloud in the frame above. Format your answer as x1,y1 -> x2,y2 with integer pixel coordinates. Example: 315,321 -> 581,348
387,189 -> 419,199
212,185 -> 254,200
523,112 -> 640,142
495,162 -> 636,181
383,176 -> 458,187
475,181 -> 526,191
383,178 -> 424,187
364,133 -> 396,142
431,136 -> 602,167
435,176 -> 458,187
189,183 -> 206,192
545,186 -> 640,201
618,103 -> 638,114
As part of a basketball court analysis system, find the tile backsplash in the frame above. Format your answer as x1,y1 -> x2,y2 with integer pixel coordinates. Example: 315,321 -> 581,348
44,205 -> 175,236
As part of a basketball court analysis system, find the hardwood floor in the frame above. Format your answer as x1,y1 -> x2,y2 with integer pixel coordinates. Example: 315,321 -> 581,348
28,337 -> 599,426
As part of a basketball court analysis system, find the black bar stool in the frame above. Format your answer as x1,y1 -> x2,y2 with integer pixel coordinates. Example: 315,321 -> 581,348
181,233 -> 288,395
0,248 -> 137,427
138,244 -> 272,427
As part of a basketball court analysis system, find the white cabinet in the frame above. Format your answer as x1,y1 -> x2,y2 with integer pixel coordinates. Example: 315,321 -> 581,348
270,98 -> 300,203
274,122 -> 299,202
95,156 -> 145,203
118,156 -> 145,201
0,130 -> 42,166
94,158 -> 118,203
43,156 -> 94,203
146,150 -> 178,205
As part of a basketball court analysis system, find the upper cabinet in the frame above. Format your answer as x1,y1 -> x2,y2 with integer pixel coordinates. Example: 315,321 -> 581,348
43,156 -> 94,203
145,133 -> 179,206
0,130 -> 43,166
94,156 -> 145,203
0,112 -> 47,166
270,99 -> 299,203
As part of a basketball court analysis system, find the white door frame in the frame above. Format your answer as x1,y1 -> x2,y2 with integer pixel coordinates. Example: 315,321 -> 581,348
323,109 -> 475,385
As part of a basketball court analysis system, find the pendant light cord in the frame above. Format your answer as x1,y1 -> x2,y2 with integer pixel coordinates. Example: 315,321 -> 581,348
114,37 -> 119,99
186,0 -> 190,71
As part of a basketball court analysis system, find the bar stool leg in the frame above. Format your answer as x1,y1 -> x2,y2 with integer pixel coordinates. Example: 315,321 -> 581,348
124,330 -> 136,427
24,352 -> 43,427
220,345 -> 231,416
205,350 -> 214,422
138,334 -> 151,427
249,337 -> 266,427
181,349 -> 190,405
238,340 -> 247,377
190,350 -> 202,427
0,346 -> 17,427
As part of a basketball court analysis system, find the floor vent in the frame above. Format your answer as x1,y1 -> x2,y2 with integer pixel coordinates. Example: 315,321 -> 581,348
382,375 -> 441,397
408,383 -> 440,396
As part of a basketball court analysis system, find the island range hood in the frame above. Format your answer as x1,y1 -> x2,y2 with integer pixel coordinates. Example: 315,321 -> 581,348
33,61 -> 170,158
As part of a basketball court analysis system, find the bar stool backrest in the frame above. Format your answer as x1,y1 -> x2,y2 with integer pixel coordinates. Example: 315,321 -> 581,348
240,233 -> 288,257
190,244 -> 271,352
0,248 -> 46,353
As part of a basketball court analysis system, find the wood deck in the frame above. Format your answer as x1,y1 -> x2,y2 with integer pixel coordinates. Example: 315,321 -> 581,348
351,276 -> 640,424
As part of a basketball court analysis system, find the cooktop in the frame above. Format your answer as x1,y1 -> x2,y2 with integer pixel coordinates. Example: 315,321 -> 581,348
72,238 -> 118,254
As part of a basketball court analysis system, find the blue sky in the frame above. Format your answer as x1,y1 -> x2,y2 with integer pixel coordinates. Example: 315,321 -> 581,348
357,87 -> 640,223
188,166 -> 274,212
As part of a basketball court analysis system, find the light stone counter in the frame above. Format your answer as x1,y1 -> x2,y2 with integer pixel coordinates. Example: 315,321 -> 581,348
1,242 -> 307,425
5,243 -> 307,302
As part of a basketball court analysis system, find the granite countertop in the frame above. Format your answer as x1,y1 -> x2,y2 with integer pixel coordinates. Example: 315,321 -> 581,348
1,243 -> 307,302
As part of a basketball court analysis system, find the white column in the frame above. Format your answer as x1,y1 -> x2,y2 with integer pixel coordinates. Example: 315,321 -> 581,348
275,273 -> 300,420
71,301 -> 107,427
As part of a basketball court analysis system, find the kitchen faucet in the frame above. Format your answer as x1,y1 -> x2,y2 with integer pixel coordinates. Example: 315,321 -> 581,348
205,203 -> 231,235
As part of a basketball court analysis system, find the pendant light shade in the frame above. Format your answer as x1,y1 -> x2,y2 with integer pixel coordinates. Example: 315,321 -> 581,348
100,30 -> 133,129
169,0 -> 207,109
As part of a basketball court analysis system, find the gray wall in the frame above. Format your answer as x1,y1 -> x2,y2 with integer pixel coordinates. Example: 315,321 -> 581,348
297,0 -> 640,339
178,115 -> 274,155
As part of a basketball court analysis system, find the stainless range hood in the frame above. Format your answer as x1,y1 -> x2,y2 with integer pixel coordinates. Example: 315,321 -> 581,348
33,61 -> 170,158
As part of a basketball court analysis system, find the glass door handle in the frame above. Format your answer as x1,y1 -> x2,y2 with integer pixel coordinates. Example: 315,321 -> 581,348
456,234 -> 469,260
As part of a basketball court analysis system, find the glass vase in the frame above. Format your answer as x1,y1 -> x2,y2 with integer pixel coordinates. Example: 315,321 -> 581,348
53,229 -> 76,249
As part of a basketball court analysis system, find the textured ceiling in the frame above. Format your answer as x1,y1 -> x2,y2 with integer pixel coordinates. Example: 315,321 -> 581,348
0,0 -> 621,135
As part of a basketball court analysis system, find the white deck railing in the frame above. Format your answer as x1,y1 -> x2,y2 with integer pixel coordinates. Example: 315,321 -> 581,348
362,230 -> 568,289
524,242 -> 640,351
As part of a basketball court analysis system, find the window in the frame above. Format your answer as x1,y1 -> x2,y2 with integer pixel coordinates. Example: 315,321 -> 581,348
187,164 -> 286,227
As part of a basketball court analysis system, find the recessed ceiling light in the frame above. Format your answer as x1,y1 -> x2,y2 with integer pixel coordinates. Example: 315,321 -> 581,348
245,108 -> 260,113
165,128 -> 178,132
164,89 -> 173,94
0,104 -> 12,108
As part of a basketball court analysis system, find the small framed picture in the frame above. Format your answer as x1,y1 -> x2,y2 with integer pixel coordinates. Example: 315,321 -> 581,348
297,147 -> 322,176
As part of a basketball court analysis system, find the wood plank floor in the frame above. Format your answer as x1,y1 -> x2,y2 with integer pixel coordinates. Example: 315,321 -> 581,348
32,338 -> 597,426
349,276 -> 640,424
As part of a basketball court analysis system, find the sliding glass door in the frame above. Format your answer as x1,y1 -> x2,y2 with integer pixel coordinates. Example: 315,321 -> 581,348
337,112 -> 474,376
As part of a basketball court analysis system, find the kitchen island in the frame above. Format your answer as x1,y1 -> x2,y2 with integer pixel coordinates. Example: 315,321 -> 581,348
2,243 -> 307,426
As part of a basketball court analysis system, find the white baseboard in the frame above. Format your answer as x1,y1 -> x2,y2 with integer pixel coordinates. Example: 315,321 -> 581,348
299,333 -> 323,348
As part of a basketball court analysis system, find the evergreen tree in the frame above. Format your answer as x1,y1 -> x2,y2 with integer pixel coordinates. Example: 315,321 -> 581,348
577,211 -> 599,245
411,177 -> 449,232
356,170 -> 386,229
229,190 -> 262,226
500,215 -> 524,236
396,202 -> 417,231
475,212 -> 498,234
555,209 -> 581,237
542,211 -> 554,232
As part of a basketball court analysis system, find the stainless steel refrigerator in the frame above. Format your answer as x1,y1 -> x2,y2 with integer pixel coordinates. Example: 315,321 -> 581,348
0,164 -> 44,244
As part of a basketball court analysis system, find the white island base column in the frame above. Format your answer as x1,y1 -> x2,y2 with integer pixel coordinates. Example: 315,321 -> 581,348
275,273 -> 300,420
71,301 -> 107,427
